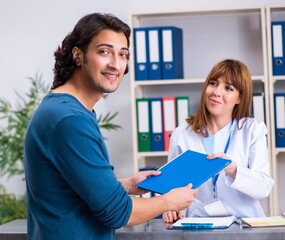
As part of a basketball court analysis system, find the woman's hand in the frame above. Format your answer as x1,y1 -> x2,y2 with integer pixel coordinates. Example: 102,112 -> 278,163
162,210 -> 185,223
207,152 -> 237,180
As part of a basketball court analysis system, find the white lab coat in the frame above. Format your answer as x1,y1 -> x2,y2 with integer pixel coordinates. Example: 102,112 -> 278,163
168,117 -> 274,218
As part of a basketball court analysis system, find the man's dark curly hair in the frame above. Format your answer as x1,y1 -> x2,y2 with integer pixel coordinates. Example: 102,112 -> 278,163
52,13 -> 131,90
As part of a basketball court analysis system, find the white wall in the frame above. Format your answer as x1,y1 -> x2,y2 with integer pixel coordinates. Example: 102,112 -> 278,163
0,0 -> 284,197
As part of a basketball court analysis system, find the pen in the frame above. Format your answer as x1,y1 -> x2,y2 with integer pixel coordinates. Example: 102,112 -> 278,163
181,223 -> 213,229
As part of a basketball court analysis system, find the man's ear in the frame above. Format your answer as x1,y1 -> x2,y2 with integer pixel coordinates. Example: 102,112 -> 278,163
72,47 -> 82,66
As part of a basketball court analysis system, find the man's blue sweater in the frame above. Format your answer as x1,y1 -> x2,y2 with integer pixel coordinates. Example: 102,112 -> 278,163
24,93 -> 132,240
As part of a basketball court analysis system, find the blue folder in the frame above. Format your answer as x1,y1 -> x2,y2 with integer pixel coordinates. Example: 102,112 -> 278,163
271,21 -> 285,76
133,28 -> 149,80
149,98 -> 164,151
274,93 -> 285,147
147,27 -> 163,80
137,150 -> 232,194
160,26 -> 184,79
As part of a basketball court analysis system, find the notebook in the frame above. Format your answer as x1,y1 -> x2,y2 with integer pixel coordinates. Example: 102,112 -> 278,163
137,149 -> 232,194
241,216 -> 285,227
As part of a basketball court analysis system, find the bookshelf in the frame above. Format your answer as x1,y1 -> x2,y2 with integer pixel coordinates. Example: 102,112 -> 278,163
129,7 -> 271,214
266,5 -> 285,215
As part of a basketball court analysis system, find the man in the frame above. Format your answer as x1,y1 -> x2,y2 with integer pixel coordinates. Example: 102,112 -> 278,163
24,13 -> 197,240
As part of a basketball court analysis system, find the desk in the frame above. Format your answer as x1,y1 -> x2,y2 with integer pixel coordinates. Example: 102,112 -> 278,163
1,219 -> 285,240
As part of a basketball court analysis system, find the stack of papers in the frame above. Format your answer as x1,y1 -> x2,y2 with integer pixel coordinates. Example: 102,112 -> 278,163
241,216 -> 285,227
172,216 -> 236,229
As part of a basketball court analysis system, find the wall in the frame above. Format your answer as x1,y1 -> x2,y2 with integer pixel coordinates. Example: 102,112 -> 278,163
0,0 -> 284,198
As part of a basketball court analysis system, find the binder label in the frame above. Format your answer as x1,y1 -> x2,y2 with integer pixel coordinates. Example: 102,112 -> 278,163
135,31 -> 147,63
276,96 -> 285,128
149,30 -> 160,63
151,101 -> 163,133
164,100 -> 176,131
138,101 -> 149,132
162,30 -> 173,62
273,25 -> 283,58
177,99 -> 189,126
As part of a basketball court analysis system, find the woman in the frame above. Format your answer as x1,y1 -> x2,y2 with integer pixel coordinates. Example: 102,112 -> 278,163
163,59 -> 274,223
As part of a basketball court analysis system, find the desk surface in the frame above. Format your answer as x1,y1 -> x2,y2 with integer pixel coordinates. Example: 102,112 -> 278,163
1,219 -> 285,240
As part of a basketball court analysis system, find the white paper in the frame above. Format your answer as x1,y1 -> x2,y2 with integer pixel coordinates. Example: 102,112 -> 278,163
204,200 -> 229,217
172,215 -> 236,228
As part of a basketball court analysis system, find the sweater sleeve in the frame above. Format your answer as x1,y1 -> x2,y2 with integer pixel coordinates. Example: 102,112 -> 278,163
47,114 -> 132,229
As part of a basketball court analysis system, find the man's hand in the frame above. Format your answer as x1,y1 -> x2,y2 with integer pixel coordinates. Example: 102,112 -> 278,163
119,170 -> 161,195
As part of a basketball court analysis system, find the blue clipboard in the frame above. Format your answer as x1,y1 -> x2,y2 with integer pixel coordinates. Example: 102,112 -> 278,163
137,149 -> 232,194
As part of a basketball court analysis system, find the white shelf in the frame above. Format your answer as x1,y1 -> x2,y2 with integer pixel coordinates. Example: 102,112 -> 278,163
267,5 -> 285,216
274,148 -> 285,155
129,6 -> 273,215
137,151 -> 168,158
133,78 -> 204,87
133,75 -> 265,87
272,76 -> 285,83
